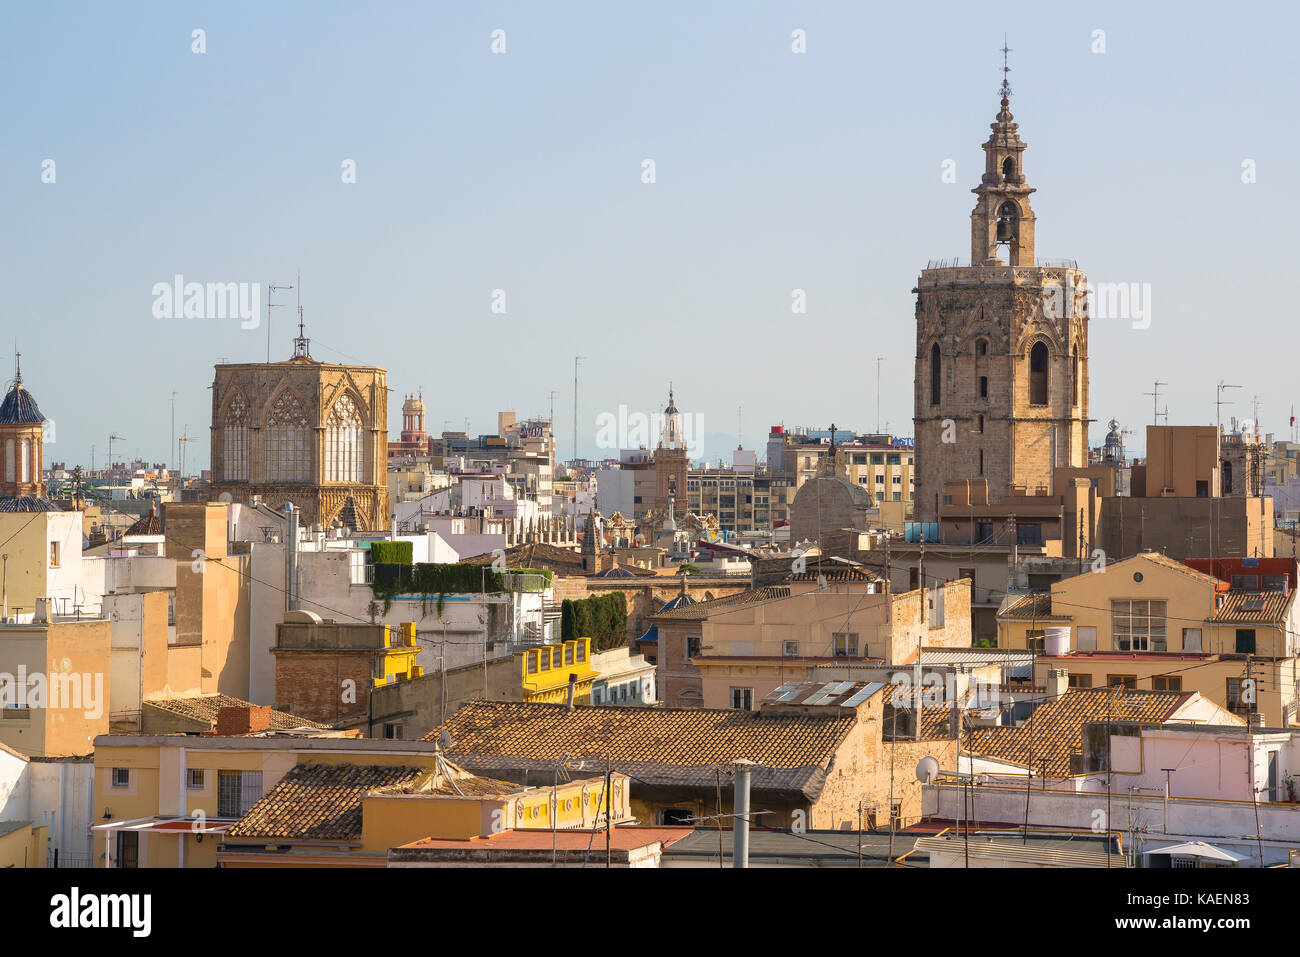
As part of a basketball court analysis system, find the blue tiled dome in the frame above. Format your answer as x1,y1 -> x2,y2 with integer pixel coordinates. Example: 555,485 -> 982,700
0,383 -> 43,425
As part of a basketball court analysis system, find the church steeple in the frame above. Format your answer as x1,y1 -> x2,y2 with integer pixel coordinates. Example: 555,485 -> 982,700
970,39 -> 1036,267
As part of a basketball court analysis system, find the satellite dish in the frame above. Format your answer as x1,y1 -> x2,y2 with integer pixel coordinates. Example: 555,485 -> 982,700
217,492 -> 233,503
915,755 -> 939,784
439,730 -> 454,750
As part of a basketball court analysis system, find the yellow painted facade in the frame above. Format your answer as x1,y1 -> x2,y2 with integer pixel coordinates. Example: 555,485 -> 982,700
374,622 -> 422,687
0,823 -> 47,868
521,638 -> 597,703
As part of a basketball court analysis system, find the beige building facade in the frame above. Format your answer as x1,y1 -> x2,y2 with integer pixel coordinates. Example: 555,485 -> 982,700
209,329 -> 390,531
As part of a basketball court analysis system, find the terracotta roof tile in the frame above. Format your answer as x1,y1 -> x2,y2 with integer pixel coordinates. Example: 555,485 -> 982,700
650,586 -> 791,621
144,694 -> 326,731
966,688 -> 1190,777
226,763 -> 424,840
424,700 -> 855,769
1212,590 -> 1294,623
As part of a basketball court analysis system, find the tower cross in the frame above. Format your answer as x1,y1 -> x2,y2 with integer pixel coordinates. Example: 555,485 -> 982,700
1000,36 -> 1012,100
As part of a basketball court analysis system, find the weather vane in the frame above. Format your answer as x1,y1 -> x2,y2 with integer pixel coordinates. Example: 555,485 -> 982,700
1000,35 -> 1012,100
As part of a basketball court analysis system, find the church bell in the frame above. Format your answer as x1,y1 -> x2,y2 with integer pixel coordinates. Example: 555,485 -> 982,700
996,218 -> 1014,242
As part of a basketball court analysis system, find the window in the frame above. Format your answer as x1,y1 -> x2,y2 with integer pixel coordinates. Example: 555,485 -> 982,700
783,641 -> 800,657
1230,575 -> 1258,590
1029,342 -> 1049,406
1235,629 -> 1257,655
958,567 -> 975,582
383,723 -> 404,739
1026,630 -> 1045,653
730,687 -> 754,711
976,339 -> 988,356
325,394 -> 365,483
112,768 -> 130,789
1226,678 -> 1251,715
186,769 -> 204,790
1112,600 -> 1167,652
1001,157 -> 1014,181
833,633 -> 859,657
265,391 -> 310,483
929,583 -> 945,627
2,439 -> 11,483
686,635 -> 701,658
49,541 -> 60,568
222,393 -> 249,482
1182,628 -> 1202,652
1152,676 -> 1182,692
929,343 -> 941,406
1068,673 -> 1092,689
1106,675 -> 1137,690
887,454 -> 901,466
1071,345 -> 1080,406
979,376 -> 988,399
978,449 -> 984,476
217,770 -> 263,817
871,454 -> 884,465
1016,523 -> 1043,546
977,414 -> 984,433
1077,626 -> 1098,651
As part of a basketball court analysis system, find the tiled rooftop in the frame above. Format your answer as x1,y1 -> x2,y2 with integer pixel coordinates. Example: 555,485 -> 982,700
226,763 -> 425,840
1212,590 -> 1295,623
966,688 -> 1191,777
424,700 -> 855,769
649,586 -> 792,621
143,694 -> 326,731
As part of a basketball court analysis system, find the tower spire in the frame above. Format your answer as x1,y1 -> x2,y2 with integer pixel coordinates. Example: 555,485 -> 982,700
1000,35 -> 1012,101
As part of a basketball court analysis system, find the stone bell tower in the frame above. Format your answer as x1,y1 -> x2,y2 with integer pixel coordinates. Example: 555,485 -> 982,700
912,48 -> 1090,521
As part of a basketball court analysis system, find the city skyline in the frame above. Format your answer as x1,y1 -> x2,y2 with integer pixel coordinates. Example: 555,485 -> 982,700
4,1 -> 1297,469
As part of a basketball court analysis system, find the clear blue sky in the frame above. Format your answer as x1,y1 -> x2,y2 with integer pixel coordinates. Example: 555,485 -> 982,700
3,0 -> 1296,469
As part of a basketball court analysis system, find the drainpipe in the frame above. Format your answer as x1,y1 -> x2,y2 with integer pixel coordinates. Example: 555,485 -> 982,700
566,673 -> 577,710
285,503 -> 299,613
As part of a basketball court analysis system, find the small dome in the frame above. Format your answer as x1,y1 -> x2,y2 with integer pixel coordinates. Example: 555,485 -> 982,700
0,382 -> 43,425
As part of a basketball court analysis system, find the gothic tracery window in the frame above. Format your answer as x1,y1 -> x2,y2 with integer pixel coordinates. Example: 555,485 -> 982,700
223,393 -> 249,482
325,394 -> 365,483
265,391 -> 311,483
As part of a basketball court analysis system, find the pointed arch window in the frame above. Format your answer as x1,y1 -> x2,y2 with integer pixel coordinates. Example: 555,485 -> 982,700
1072,344 -> 1080,406
265,391 -> 310,483
223,394 -> 249,482
1029,342 -> 1049,406
326,394 -> 365,483
929,343 -> 941,406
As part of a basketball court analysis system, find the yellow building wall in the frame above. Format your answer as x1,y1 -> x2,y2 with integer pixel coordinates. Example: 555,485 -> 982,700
0,824 -> 46,868
999,556 -> 1217,653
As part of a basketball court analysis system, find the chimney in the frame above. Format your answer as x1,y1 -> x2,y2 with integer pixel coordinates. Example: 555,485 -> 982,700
216,705 -> 273,736
566,672 -> 577,710
1046,668 -> 1069,701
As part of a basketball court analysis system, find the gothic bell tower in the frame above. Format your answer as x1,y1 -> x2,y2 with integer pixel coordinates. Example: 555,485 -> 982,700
912,46 -> 1090,521
971,43 -> 1036,267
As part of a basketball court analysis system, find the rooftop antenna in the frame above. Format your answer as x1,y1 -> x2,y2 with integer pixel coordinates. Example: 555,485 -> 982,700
1216,381 -> 1241,433
291,275 -> 311,360
737,405 -> 743,450
1000,35 -> 1013,100
573,355 -> 586,465
1143,380 -> 1166,426
265,280 -> 295,362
